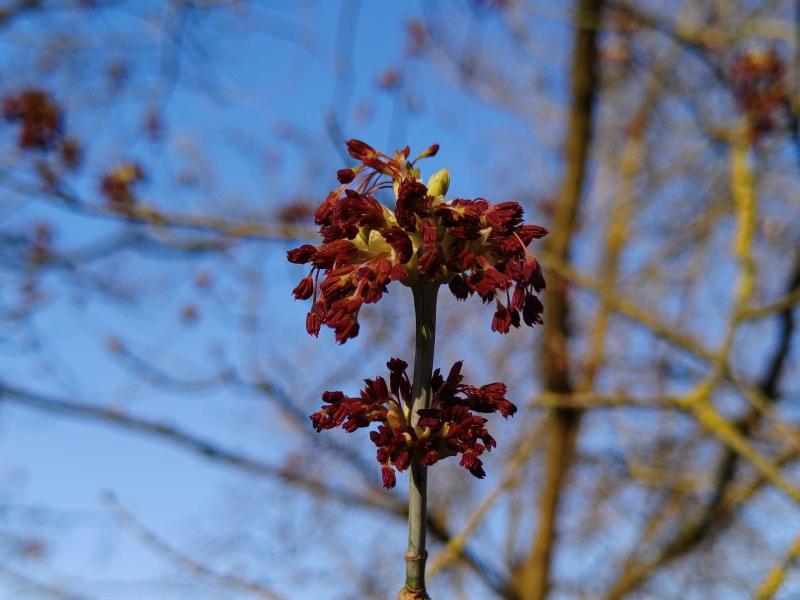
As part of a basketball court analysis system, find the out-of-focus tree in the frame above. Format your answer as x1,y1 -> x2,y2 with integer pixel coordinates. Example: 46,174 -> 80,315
0,1 -> 799,599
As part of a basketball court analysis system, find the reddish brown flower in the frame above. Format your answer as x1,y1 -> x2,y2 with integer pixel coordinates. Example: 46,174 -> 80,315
3,89 -> 63,150
292,275 -> 314,300
405,20 -> 429,56
345,139 -> 378,162
287,244 -> 316,264
417,220 -> 444,279
522,293 -> 544,326
491,303 -> 513,334
731,47 -> 790,141
396,177 -> 429,231
306,309 -> 322,336
287,140 -> 547,343
310,358 -> 516,488
377,68 -> 402,91
100,162 -> 145,209
337,168 -> 356,184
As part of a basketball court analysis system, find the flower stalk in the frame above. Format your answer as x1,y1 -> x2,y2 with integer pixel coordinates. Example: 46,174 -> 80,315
403,281 -> 439,598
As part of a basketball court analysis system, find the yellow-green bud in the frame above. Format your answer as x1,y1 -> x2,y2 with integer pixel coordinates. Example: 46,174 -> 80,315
427,168 -> 450,197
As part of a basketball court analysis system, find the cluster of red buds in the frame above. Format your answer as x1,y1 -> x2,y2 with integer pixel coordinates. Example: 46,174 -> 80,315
730,47 -> 790,141
2,89 -> 63,150
311,358 -> 516,488
287,140 -> 547,343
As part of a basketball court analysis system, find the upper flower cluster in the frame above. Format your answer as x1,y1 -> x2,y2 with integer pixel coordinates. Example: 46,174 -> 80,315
311,358 -> 516,488
288,140 -> 547,343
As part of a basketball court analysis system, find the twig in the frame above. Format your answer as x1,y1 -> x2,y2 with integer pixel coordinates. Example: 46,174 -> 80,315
753,531 -> 800,599
0,562 -> 96,600
103,494 -> 286,600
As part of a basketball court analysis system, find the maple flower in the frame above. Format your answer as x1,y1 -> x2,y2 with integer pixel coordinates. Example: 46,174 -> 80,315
100,162 -> 146,209
730,47 -> 790,141
287,140 -> 548,343
310,358 -> 516,488
2,89 -> 63,150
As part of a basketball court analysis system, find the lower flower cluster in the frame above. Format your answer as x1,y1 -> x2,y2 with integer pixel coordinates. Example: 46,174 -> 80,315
310,358 -> 516,488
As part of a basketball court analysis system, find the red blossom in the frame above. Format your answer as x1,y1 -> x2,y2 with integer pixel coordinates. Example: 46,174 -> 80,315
3,89 -> 63,150
448,273 -> 470,300
287,140 -> 547,343
310,358 -> 516,488
417,220 -> 444,279
522,293 -> 544,326
337,168 -> 356,184
380,226 -> 413,264
292,275 -> 314,300
491,303 -> 513,334
396,177 -> 429,231
305,310 -> 322,336
287,244 -> 316,264
381,465 -> 397,488
345,139 -> 378,162
100,162 -> 145,209
405,20 -> 429,56
731,47 -> 790,141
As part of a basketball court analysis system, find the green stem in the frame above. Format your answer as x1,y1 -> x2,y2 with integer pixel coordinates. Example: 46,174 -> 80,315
402,281 -> 439,599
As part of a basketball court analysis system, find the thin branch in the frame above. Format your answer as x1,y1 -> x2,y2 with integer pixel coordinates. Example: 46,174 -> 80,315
104,494 -> 286,600
753,529 -> 800,599
3,172 -> 315,243
0,562 -> 96,600
0,380 -> 395,513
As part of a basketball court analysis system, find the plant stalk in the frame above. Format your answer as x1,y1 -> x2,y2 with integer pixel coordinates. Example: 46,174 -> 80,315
401,281 -> 439,599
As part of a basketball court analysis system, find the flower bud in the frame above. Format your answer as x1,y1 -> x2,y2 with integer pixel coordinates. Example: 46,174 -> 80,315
427,168 -> 450,197
415,143 -> 439,160
336,168 -> 355,184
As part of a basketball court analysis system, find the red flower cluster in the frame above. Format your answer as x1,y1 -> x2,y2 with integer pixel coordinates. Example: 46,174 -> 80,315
731,47 -> 790,140
2,89 -> 63,150
288,140 -> 547,343
310,358 -> 516,488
